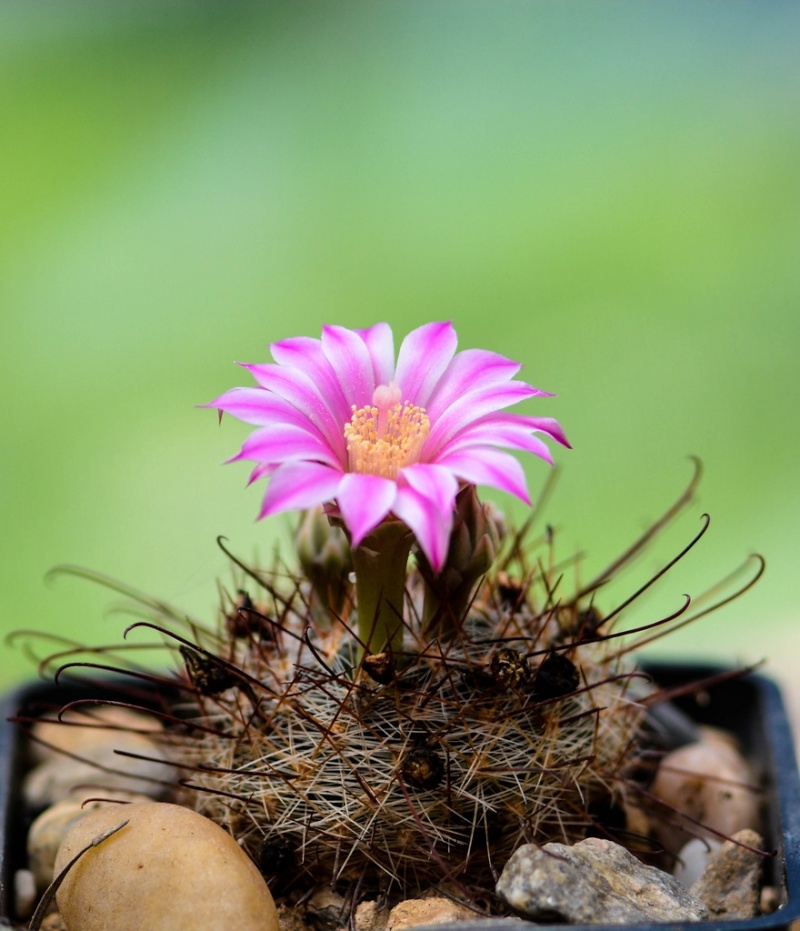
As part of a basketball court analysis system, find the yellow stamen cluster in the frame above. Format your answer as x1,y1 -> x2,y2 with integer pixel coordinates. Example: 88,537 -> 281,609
344,398 -> 430,479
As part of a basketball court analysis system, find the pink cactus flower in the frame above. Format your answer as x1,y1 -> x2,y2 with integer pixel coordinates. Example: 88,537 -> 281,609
208,322 -> 569,572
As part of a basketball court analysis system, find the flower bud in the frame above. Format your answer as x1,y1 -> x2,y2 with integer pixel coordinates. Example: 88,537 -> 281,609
450,484 -> 503,581
295,506 -> 353,616
419,484 -> 505,636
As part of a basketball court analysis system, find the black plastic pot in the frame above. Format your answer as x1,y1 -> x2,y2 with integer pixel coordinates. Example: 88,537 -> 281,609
2,665 -> 800,930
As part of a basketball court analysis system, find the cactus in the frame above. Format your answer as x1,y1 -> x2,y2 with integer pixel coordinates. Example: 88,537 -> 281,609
31,462 -> 764,912
22,319 -> 765,915
173,555 -> 643,897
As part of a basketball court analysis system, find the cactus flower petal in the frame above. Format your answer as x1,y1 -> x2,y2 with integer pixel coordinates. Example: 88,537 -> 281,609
336,473 -> 397,547
208,321 -> 567,571
393,465 -> 460,570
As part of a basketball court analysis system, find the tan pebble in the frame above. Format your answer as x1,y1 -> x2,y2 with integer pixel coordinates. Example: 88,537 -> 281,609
27,797 -> 146,892
31,706 -> 162,762
696,724 -> 741,752
387,897 -> 474,929
649,730 -> 760,852
760,885 -> 781,914
40,913 -> 68,931
277,903 -> 311,931
355,899 -> 390,931
305,887 -> 346,925
690,828 -> 764,920
28,800 -> 88,890
623,796 -> 650,840
54,801 -> 279,931
23,733 -> 173,808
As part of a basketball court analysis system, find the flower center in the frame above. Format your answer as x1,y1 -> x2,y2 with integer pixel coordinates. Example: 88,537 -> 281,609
344,382 -> 430,479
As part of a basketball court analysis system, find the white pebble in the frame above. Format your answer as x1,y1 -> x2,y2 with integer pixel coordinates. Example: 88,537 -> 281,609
14,869 -> 37,918
673,837 -> 721,888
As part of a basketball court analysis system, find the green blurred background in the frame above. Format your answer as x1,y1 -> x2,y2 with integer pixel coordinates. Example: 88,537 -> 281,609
2,2 -> 798,696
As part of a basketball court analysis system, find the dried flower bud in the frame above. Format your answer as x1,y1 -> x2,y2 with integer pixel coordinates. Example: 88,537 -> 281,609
180,646 -> 237,695
532,651 -> 580,700
401,743 -> 445,791
490,648 -> 531,690
362,651 -> 395,685
449,484 -> 504,580
256,835 -> 295,876
555,603 -> 605,642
